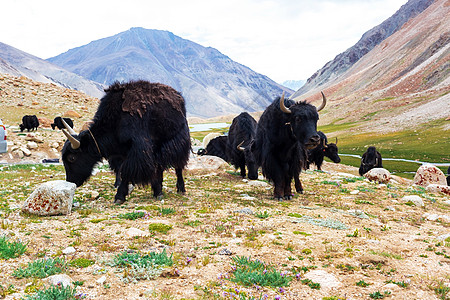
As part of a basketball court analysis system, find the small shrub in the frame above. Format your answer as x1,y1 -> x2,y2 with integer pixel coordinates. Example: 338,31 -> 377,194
0,236 -> 27,259
229,256 -> 292,288
69,258 -> 95,268
369,291 -> 391,299
148,223 -> 172,234
22,284 -> 84,300
356,279 -> 370,287
255,211 -> 270,219
159,207 -> 175,215
118,211 -> 146,220
13,258 -> 66,279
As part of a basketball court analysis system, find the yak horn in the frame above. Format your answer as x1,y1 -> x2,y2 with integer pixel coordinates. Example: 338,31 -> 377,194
335,137 -> 338,145
279,92 -> 291,114
322,139 -> 328,148
237,140 -> 245,151
62,118 -> 76,135
62,128 -> 80,149
317,92 -> 327,112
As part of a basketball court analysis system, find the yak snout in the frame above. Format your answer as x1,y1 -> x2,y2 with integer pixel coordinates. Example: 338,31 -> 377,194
305,134 -> 320,149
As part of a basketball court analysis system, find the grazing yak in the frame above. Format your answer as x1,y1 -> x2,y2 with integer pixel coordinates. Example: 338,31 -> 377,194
61,80 -> 191,204
306,131 -> 341,170
51,117 -> 73,130
19,115 -> 39,132
359,146 -> 383,176
227,112 -> 258,179
197,135 -> 229,162
254,92 -> 326,200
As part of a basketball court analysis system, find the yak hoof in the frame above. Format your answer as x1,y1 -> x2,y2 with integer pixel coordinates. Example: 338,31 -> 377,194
114,198 -> 126,205
155,194 -> 164,201
274,197 -> 284,201
284,195 -> 293,200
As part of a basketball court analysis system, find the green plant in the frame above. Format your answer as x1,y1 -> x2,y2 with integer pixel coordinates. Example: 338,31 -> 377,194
255,211 -> 270,219
13,258 -> 66,279
229,256 -> 292,288
430,280 -> 450,300
23,284 -> 85,300
356,279 -> 370,287
69,258 -> 95,268
148,223 -> 172,234
159,207 -> 176,215
301,278 -> 321,289
118,211 -> 146,220
0,236 -> 27,259
369,291 -> 391,299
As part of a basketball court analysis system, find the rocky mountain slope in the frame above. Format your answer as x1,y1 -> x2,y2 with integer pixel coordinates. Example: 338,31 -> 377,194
0,42 -> 105,99
292,0 -> 435,97
292,0 -> 449,133
47,27 -> 292,118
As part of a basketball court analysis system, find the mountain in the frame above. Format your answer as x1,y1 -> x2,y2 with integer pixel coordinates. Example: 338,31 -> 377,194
291,0 -> 435,98
281,79 -> 306,91
289,0 -> 449,133
0,42 -> 105,99
47,27 -> 292,118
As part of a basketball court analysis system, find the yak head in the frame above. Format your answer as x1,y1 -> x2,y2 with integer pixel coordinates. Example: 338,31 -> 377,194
61,120 -> 101,187
362,146 -> 379,167
237,140 -> 259,180
323,137 -> 341,163
280,92 -> 326,149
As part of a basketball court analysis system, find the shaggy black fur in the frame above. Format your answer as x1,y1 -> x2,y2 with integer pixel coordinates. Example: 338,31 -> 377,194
227,112 -> 259,180
51,117 -> 73,130
20,115 -> 39,132
306,131 -> 341,170
359,146 -> 383,176
197,136 -> 229,162
62,80 -> 191,204
254,97 -> 320,200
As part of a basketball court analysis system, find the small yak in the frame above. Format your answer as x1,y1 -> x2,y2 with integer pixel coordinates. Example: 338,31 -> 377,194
306,131 -> 341,170
359,146 -> 383,176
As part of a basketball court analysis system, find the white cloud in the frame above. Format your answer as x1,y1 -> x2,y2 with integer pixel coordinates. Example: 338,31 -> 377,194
2,0 -> 406,83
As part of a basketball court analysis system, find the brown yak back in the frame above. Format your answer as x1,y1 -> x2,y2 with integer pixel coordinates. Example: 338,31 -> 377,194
106,80 -> 185,118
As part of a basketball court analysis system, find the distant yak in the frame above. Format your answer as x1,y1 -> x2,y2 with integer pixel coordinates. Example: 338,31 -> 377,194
51,117 -> 73,130
61,80 -> 191,204
359,146 -> 383,176
306,131 -> 341,170
197,135 -> 229,162
19,115 -> 39,132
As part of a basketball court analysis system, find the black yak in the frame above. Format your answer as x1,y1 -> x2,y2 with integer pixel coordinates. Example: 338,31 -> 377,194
61,80 -> 191,204
51,117 -> 73,130
197,135 -> 229,162
306,131 -> 340,170
227,112 -> 259,179
359,146 -> 383,176
254,92 -> 326,200
19,115 -> 39,132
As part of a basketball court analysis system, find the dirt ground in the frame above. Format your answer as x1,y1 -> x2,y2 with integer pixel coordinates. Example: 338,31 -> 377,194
0,158 -> 449,300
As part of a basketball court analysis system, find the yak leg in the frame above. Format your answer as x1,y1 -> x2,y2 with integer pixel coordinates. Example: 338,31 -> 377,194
151,167 -> 164,199
175,167 -> 186,194
294,176 -> 303,194
114,180 -> 130,205
239,161 -> 247,178
284,175 -> 293,200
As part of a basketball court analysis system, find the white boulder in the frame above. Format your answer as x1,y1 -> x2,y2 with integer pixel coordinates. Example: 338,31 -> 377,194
22,180 -> 76,216
364,168 -> 391,183
413,164 -> 446,187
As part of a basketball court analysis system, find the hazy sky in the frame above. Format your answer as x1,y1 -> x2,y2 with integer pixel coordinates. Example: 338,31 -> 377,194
2,0 -> 407,83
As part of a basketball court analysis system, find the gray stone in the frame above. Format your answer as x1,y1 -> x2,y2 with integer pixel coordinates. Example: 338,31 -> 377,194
402,195 -> 424,207
364,168 -> 391,183
22,180 -> 76,216
44,274 -> 73,287
62,246 -> 76,255
413,164 -> 446,187
304,270 -> 341,290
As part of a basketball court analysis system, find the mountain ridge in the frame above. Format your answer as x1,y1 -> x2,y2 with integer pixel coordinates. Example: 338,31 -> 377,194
48,28 -> 292,118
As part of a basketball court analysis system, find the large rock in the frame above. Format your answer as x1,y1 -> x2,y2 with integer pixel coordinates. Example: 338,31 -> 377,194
413,164 -> 447,187
187,155 -> 228,170
22,180 -> 76,216
364,168 -> 391,183
426,184 -> 450,196
304,270 -> 341,290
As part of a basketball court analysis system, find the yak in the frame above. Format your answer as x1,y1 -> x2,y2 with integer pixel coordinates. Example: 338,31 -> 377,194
19,115 -> 39,132
254,92 -> 326,200
197,135 -> 229,162
447,166 -> 450,186
359,146 -> 383,176
227,112 -> 258,179
51,117 -> 73,130
306,131 -> 341,170
61,80 -> 191,205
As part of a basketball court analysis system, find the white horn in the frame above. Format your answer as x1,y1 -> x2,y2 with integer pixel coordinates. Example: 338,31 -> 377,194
279,92 -> 291,114
317,92 -> 327,112
62,129 -> 80,149
61,118 -> 76,135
